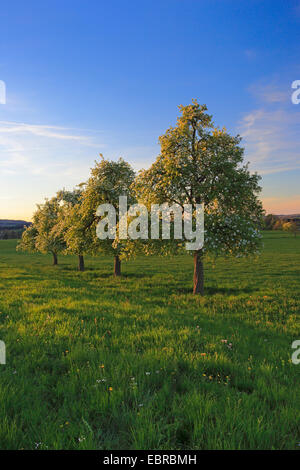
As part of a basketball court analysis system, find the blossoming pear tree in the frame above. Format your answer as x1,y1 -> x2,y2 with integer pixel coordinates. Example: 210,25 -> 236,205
134,100 -> 264,294
54,188 -> 89,271
17,196 -> 65,265
79,155 -> 136,276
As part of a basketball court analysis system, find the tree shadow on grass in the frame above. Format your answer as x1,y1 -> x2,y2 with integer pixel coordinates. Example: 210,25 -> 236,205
268,269 -> 300,277
121,272 -> 148,280
176,285 -> 258,296
206,286 -> 258,296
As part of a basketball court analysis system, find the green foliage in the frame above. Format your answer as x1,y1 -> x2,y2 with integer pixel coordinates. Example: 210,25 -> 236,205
54,188 -> 90,257
134,100 -> 264,257
264,214 -> 280,230
0,232 -> 299,449
273,220 -> 283,230
17,197 -> 65,260
16,225 -> 38,253
79,156 -> 136,258
282,221 -> 298,236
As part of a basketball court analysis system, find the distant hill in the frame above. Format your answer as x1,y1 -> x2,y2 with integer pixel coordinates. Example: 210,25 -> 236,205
0,220 -> 31,230
277,214 -> 300,219
266,214 -> 300,229
0,220 -> 32,240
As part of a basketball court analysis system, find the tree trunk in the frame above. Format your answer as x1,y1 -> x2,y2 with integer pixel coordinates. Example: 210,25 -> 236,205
52,252 -> 58,266
193,250 -> 204,295
114,255 -> 121,277
78,255 -> 85,272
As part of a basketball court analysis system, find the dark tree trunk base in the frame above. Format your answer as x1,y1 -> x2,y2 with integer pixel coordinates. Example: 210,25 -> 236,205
193,250 -> 204,295
52,252 -> 58,266
78,255 -> 85,272
114,255 -> 121,277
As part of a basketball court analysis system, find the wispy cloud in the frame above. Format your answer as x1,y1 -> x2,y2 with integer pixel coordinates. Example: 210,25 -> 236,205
0,121 -> 94,142
248,83 -> 289,104
0,120 -> 103,178
238,83 -> 300,176
0,119 -> 158,219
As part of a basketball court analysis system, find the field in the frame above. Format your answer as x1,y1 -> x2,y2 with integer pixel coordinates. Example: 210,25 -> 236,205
0,231 -> 299,450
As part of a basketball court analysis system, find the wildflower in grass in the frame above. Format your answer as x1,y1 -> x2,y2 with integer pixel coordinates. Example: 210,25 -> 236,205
221,339 -> 227,343
100,364 -> 104,369
145,371 -> 150,375
200,353 -> 206,356
96,378 -> 106,383
108,387 -> 113,392
130,377 -> 138,389
78,436 -> 86,442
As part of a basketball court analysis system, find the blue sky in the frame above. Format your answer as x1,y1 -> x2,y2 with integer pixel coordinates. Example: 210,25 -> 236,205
1,0 -> 300,219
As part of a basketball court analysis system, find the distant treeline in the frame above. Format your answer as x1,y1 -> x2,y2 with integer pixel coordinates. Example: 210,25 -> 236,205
264,214 -> 300,231
0,220 -> 31,239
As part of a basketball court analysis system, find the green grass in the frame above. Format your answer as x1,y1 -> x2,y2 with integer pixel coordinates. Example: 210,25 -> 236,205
0,231 -> 299,450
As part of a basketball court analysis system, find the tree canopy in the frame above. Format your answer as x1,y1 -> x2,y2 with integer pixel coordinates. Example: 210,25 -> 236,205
17,197 -> 65,265
78,156 -> 136,275
134,100 -> 264,293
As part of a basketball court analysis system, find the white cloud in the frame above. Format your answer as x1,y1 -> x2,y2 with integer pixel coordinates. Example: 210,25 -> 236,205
238,84 -> 300,175
248,83 -> 289,104
0,121 -> 95,142
0,120 -> 104,179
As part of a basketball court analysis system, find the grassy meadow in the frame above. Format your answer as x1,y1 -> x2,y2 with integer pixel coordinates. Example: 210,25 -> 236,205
0,231 -> 299,450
